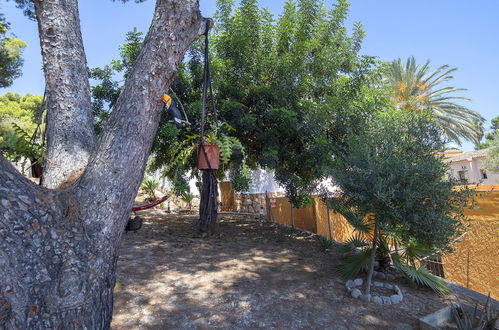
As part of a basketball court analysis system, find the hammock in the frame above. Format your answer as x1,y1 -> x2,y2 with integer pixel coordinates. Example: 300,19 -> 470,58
131,194 -> 169,212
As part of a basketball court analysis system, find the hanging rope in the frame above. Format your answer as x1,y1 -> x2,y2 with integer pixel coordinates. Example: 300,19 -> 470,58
198,26 -> 219,234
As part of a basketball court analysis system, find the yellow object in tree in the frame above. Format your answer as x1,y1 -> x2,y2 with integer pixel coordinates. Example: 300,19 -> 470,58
161,94 -> 172,108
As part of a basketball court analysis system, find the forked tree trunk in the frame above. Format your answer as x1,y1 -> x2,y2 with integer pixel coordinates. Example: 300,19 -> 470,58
199,170 -> 218,234
34,0 -> 95,189
0,1 -> 211,328
1,158 -> 119,328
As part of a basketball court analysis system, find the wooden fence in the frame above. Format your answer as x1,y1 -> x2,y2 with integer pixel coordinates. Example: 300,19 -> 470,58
220,183 -> 499,299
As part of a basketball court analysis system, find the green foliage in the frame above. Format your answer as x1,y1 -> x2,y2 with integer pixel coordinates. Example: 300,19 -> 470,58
477,116 -> 499,150
231,172 -> 250,192
151,120 -> 250,190
330,112 -> 475,294
147,0 -> 381,205
171,173 -> 191,196
452,295 -> 498,330
7,1 -> 35,20
386,56 -> 484,146
89,28 -> 144,133
484,130 -> 499,172
331,112 -> 473,251
203,122 -> 246,165
0,14 -> 26,87
181,192 -> 194,210
394,258 -> 449,295
338,232 -> 449,294
141,177 -> 159,200
318,236 -> 334,252
117,28 -> 144,77
0,93 -> 44,168
336,233 -> 370,254
4,122 -> 45,173
89,1 -> 382,206
339,249 -> 371,279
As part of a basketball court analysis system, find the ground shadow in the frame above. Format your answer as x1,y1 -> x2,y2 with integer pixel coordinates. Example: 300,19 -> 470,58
112,210 -> 455,329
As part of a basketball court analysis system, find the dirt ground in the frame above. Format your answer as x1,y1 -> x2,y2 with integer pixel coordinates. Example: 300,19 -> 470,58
111,210 -> 457,329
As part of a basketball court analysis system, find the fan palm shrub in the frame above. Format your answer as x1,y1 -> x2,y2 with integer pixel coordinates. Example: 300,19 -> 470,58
335,215 -> 450,295
141,177 -> 160,201
386,56 -> 484,146
181,192 -> 194,210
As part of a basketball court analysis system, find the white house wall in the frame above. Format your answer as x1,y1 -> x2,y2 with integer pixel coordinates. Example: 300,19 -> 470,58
447,159 -> 499,184
245,168 -> 285,194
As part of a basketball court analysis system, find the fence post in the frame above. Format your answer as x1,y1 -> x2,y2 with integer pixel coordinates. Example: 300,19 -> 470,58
326,199 -> 332,240
291,203 -> 295,228
265,191 -> 271,222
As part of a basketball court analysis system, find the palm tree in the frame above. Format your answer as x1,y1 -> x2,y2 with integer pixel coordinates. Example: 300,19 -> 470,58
386,56 -> 484,146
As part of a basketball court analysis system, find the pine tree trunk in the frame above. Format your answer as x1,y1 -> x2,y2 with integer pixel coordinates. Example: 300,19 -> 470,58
0,158 -> 121,329
199,170 -> 218,235
0,1 -> 211,328
34,0 -> 95,189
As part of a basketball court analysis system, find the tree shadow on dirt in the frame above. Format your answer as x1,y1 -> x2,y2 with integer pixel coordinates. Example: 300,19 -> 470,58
111,211 -> 450,329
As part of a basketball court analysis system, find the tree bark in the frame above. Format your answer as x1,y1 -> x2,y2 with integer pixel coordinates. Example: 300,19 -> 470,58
34,0 -> 95,189
199,170 -> 218,235
1,158 -> 116,328
365,218 -> 379,295
1,1 -> 211,328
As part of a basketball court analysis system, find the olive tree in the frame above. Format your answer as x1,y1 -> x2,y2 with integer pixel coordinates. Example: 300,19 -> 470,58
329,112 -> 473,296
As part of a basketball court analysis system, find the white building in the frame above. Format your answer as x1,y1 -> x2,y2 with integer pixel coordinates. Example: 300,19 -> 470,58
444,149 -> 499,185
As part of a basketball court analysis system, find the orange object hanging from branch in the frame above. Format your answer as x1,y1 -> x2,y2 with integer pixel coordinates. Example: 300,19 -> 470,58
197,143 -> 220,170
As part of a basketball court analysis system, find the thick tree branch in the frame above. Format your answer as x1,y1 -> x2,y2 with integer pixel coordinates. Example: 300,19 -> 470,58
34,0 -> 95,189
0,156 -> 45,228
74,0 -> 210,239
1,1 -> 211,327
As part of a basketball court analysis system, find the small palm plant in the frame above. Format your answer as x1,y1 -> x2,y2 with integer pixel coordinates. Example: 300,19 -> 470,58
335,207 -> 450,295
181,192 -> 194,210
318,236 -> 334,252
141,177 -> 159,201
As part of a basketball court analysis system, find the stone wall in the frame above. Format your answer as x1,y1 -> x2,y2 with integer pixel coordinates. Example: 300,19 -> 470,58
234,192 -> 284,214
219,182 -> 283,213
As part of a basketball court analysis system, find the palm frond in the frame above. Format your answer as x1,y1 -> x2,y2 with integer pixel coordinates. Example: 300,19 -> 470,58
328,199 -> 372,233
385,56 -> 485,145
337,233 -> 370,253
339,208 -> 372,233
395,260 -> 449,295
398,241 -> 434,265
339,248 -> 371,279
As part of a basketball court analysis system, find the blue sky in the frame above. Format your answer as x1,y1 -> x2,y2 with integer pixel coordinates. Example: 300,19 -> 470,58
2,0 -> 498,151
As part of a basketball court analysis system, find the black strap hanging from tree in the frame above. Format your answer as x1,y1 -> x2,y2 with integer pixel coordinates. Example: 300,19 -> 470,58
198,26 -> 219,234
